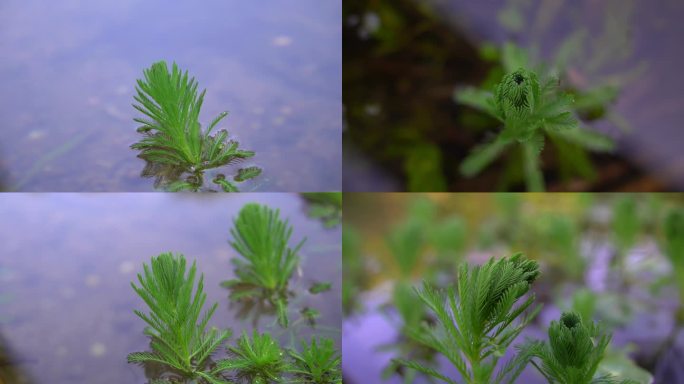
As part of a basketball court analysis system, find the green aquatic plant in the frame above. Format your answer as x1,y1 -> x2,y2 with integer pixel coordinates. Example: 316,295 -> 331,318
127,253 -> 232,384
612,197 -> 640,255
234,167 -> 263,183
386,218 -> 426,279
289,337 -> 342,384
381,281 -> 439,383
342,225 -> 365,315
519,312 -> 636,384
394,253 -> 542,384
457,67 -> 614,191
223,203 -> 305,328
132,61 -> 260,191
664,209 -> 684,318
214,331 -> 288,384
301,193 -> 343,228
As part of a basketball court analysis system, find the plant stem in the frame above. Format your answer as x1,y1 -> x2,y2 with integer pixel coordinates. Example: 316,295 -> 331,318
523,142 -> 544,191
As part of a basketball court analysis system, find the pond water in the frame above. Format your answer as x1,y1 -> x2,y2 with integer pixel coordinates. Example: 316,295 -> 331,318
0,0 -> 341,191
0,193 -> 341,383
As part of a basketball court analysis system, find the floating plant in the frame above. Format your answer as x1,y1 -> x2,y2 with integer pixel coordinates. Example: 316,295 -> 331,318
301,193 -> 343,229
223,203 -> 306,328
132,61 -> 261,191
288,337 -> 342,384
214,330 -> 288,384
394,253 -> 542,384
127,253 -> 232,383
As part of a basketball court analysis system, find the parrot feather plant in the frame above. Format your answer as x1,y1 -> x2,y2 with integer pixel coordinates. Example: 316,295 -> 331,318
132,61 -> 260,192
222,203 -> 305,328
394,253 -> 542,384
456,67 -> 614,191
517,312 -> 637,384
127,253 -> 232,384
212,330 -> 288,384
288,337 -> 342,384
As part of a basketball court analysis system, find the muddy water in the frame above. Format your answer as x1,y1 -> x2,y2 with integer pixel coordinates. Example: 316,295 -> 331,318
0,193 -> 341,383
0,1 -> 341,192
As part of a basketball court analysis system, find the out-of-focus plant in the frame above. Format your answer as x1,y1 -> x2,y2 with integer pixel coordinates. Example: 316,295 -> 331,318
497,0 -> 640,135
132,61 -> 259,191
611,197 -> 641,278
519,312 -> 637,384
288,337 -> 342,384
612,197 -> 640,255
535,214 -> 585,281
223,203 -> 305,328
663,209 -> 684,319
386,218 -> 427,279
380,281 -> 439,383
571,288 -> 598,325
381,198 -> 469,382
301,193 -> 342,229
460,0 -> 641,190
394,253 -> 542,384
342,225 -> 365,316
457,65 -> 614,191
430,216 -> 467,270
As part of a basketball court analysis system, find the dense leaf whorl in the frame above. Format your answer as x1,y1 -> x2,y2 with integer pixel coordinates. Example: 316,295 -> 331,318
495,68 -> 538,118
549,311 -> 592,368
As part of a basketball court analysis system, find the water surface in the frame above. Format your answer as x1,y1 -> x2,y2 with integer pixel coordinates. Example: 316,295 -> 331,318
0,0 -> 341,191
0,193 -> 341,383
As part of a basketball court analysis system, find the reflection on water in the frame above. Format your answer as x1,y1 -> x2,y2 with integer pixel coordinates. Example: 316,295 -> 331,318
0,194 -> 341,383
0,0 -> 341,191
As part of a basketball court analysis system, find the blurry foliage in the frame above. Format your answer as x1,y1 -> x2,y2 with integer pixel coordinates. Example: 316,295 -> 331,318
342,225 -> 365,316
456,48 -> 615,191
663,209 -> 684,320
379,281 -> 438,383
612,197 -> 641,256
345,0 -> 646,191
383,198 -> 468,280
301,193 -> 343,229
343,0 -> 482,191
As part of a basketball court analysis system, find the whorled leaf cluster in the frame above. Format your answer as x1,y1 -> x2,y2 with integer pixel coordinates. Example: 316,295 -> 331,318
395,253 -> 542,384
457,66 -> 615,191
519,312 -> 637,384
222,203 -> 306,328
132,61 -> 260,191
